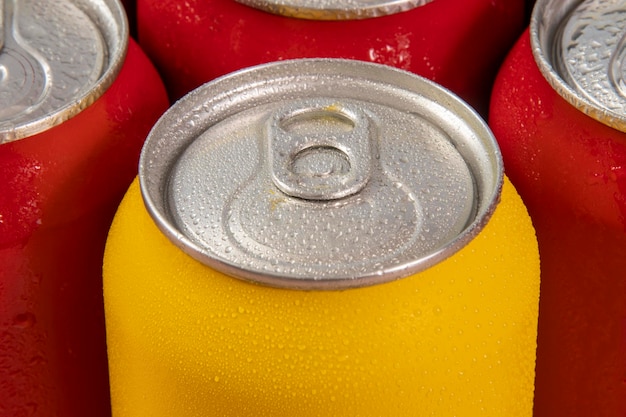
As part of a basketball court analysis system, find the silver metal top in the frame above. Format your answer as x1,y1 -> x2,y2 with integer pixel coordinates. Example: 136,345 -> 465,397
531,0 -> 626,131
234,0 -> 435,20
0,0 -> 128,143
139,59 -> 503,290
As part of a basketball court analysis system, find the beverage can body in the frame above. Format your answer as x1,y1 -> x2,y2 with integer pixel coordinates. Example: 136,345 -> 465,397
0,1 -> 170,415
136,0 -> 524,115
104,58 -> 540,416
489,1 -> 626,415
105,177 -> 538,416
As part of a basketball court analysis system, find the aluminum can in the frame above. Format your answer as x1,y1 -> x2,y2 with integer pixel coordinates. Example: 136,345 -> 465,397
489,1 -> 626,416
104,58 -> 540,416
136,0 -> 525,115
0,1 -> 169,416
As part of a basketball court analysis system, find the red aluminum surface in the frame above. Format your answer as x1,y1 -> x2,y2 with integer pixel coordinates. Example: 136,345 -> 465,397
489,29 -> 626,417
137,0 -> 524,115
0,38 -> 169,417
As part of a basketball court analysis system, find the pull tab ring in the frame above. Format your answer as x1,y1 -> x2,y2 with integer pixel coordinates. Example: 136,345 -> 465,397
268,99 -> 373,201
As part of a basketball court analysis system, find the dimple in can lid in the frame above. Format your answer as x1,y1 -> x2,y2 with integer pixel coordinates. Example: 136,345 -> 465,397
139,58 -> 503,290
234,0 -> 436,20
531,0 -> 626,132
0,0 -> 127,144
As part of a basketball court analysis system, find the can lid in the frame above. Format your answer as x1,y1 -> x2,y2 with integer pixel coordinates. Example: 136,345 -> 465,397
139,59 -> 503,290
531,0 -> 626,131
0,0 -> 127,143
234,0 -> 435,20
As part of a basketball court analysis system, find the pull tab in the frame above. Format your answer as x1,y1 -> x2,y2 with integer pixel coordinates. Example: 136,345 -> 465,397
268,100 -> 373,201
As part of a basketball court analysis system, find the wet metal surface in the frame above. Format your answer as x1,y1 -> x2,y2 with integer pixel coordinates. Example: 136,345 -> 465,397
0,0 -> 127,143
139,59 -> 502,289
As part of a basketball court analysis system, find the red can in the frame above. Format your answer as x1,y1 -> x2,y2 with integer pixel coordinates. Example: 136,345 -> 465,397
489,1 -> 626,416
0,1 -> 169,416
137,0 -> 524,115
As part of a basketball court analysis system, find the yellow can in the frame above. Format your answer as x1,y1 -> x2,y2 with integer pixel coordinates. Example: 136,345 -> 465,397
104,59 -> 540,416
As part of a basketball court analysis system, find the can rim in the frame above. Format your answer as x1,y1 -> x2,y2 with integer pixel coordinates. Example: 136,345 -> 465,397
139,58 -> 503,290
0,0 -> 128,143
530,0 -> 626,132
234,0 -> 436,20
